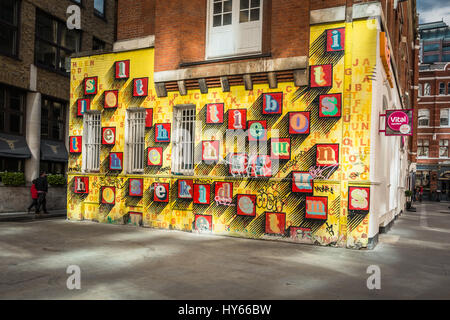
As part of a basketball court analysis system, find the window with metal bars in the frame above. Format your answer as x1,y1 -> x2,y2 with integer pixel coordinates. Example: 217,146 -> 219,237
126,109 -> 145,173
172,105 -> 196,175
83,112 -> 101,172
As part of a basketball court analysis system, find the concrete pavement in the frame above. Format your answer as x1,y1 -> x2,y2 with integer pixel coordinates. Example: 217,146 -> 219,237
0,201 -> 449,299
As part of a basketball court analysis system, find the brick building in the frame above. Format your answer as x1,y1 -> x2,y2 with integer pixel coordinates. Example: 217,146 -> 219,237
413,62 -> 450,200
67,0 -> 418,249
0,0 -> 115,212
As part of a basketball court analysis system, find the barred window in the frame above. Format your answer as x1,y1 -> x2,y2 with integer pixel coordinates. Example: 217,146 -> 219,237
417,139 -> 429,158
126,109 -> 145,173
440,140 -> 449,158
440,109 -> 449,127
172,105 -> 195,175
83,112 -> 101,172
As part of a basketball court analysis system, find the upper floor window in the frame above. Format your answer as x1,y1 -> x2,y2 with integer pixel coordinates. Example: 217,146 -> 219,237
0,84 -> 25,135
41,97 -> 66,140
441,109 -> 450,127
83,112 -> 101,172
439,82 -> 445,95
418,109 -> 430,127
423,83 -> 431,96
418,84 -> 422,97
94,0 -> 105,18
126,109 -> 145,173
440,140 -> 449,158
448,82 -> 450,95
417,139 -> 429,158
93,37 -> 105,51
35,9 -> 81,74
207,0 -> 263,59
0,0 -> 20,57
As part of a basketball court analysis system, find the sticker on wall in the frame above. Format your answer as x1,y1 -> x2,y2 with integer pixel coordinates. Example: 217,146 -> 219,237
74,176 -> 89,194
236,194 -> 256,217
145,108 -> 153,128
84,77 -> 98,95
129,178 -> 143,197
319,94 -> 342,118
104,90 -> 119,109
270,138 -> 291,160
76,99 -> 90,117
133,77 -> 148,97
228,109 -> 247,130
109,152 -> 123,171
154,183 -> 169,202
250,155 -> 272,177
289,112 -> 310,135
262,92 -> 283,115
248,120 -> 267,141
265,212 -> 286,235
310,64 -> 333,88
195,214 -> 212,232
228,153 -> 248,176
115,60 -> 130,79
326,28 -> 345,52
316,144 -> 339,167
101,186 -> 116,205
289,226 -> 313,243
214,181 -> 233,205
292,171 -> 313,193
69,136 -> 82,153
305,196 -> 328,220
102,127 -> 116,145
178,179 -> 194,199
348,186 -> 370,214
147,147 -> 163,166
202,140 -> 220,162
206,103 -> 224,124
194,184 -> 211,205
154,123 -> 171,143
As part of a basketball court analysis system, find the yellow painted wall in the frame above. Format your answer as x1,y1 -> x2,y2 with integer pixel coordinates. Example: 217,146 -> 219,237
68,21 -> 378,248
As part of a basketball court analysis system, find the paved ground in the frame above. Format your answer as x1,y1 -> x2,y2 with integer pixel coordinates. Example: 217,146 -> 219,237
0,201 -> 449,300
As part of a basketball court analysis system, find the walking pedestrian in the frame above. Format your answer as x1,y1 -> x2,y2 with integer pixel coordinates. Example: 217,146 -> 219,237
27,179 -> 39,213
34,171 -> 49,215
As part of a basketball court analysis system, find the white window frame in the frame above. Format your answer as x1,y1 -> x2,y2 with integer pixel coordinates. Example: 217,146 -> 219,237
440,108 -> 450,127
172,105 -> 196,176
206,0 -> 263,60
423,82 -> 431,96
418,109 -> 430,127
125,108 -> 145,174
82,111 -> 101,172
417,139 -> 430,159
439,82 -> 445,95
439,139 -> 449,158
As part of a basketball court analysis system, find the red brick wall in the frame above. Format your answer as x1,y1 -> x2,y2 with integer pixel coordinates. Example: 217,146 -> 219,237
116,0 -> 155,41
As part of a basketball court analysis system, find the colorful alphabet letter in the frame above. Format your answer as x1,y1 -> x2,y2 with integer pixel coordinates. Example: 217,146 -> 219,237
310,64 -> 333,88
289,112 -> 310,135
262,92 -> 283,115
101,186 -> 116,205
292,172 -> 314,193
228,109 -> 247,130
206,103 -> 224,124
133,78 -> 148,97
129,178 -> 143,197
265,212 -> 286,235
305,196 -> 328,220
74,176 -> 89,194
154,183 -> 169,202
76,99 -> 90,117
178,180 -> 194,199
248,120 -> 267,141
104,90 -> 119,109
236,194 -> 256,217
194,184 -> 211,205
115,60 -> 130,79
271,138 -> 291,160
214,181 -> 233,205
326,28 -> 345,52
84,77 -> 98,95
145,108 -> 153,128
155,123 -> 171,143
69,136 -> 82,153
229,153 -> 248,176
316,144 -> 339,167
147,147 -> 163,166
109,152 -> 123,171
102,127 -> 116,145
195,214 -> 212,232
319,94 -> 341,118
348,186 -> 370,214
202,140 -> 220,162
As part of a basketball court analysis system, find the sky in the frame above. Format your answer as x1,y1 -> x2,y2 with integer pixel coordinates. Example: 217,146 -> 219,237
417,0 -> 450,25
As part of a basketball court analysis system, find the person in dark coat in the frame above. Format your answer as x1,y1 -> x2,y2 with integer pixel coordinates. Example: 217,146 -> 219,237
34,171 -> 49,214
27,179 -> 39,213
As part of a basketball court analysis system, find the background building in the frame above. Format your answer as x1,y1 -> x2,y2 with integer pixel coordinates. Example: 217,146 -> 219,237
67,0 -> 418,249
0,0 -> 115,212
412,20 -> 450,200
